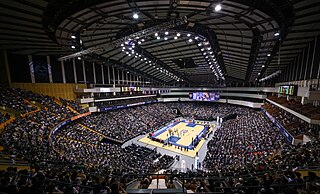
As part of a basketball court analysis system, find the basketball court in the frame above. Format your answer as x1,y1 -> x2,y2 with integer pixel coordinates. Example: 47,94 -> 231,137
139,119 -> 215,157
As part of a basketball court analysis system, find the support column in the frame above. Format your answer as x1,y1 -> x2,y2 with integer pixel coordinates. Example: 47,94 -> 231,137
82,60 -> 87,83
101,65 -> 105,84
28,55 -> 35,83
61,60 -> 66,84
304,43 -> 310,80
112,66 -> 116,95
47,56 -> 53,83
93,62 -> 96,84
117,69 -> 120,85
72,58 -> 77,83
122,71 -> 124,85
126,72 -> 129,84
0,50 -> 12,87
107,66 -> 110,84
299,49 -> 305,80
310,37 -> 317,79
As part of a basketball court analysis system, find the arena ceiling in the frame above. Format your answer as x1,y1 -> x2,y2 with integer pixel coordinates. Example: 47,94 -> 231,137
0,0 -> 319,85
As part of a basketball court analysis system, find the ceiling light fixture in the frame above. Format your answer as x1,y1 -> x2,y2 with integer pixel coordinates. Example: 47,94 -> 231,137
215,4 -> 222,11
133,13 -> 139,19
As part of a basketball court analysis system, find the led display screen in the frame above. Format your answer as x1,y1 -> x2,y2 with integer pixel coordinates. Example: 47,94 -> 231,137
278,85 -> 297,96
189,92 -> 220,101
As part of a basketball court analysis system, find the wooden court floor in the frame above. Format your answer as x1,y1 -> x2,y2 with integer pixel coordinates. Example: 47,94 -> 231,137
139,121 -> 214,157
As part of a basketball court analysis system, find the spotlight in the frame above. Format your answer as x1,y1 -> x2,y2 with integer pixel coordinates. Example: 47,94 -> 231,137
215,4 -> 222,12
188,39 -> 192,42
174,36 -> 178,39
133,13 -> 139,19
258,73 -> 260,75
207,47 -> 211,50
122,47 -> 125,49
128,54 -> 131,56
177,33 -> 181,37
164,37 -> 168,40
157,36 -> 160,40
274,32 -> 280,36
126,52 -> 129,54
267,53 -> 271,57
71,45 -> 75,49
71,35 -> 76,39
198,43 -> 202,46
195,36 -> 199,40
77,57 -> 81,60
209,51 -> 213,54
155,33 -> 158,36
138,41 -> 141,44
165,31 -> 169,35
187,34 -> 191,37
262,65 -> 265,67
121,43 -> 124,46
205,42 -> 209,45
201,48 -> 204,51
141,39 -> 145,42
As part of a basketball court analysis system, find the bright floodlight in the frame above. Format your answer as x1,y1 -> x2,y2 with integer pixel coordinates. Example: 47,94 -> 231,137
133,13 -> 139,19
215,4 -> 222,11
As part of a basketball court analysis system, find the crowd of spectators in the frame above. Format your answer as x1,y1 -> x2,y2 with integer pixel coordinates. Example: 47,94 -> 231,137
0,87 -> 37,114
80,103 -> 176,141
268,95 -> 320,120
263,102 -> 318,137
60,98 -> 88,114
0,112 -> 11,124
204,109 -> 286,171
1,87 -> 319,194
